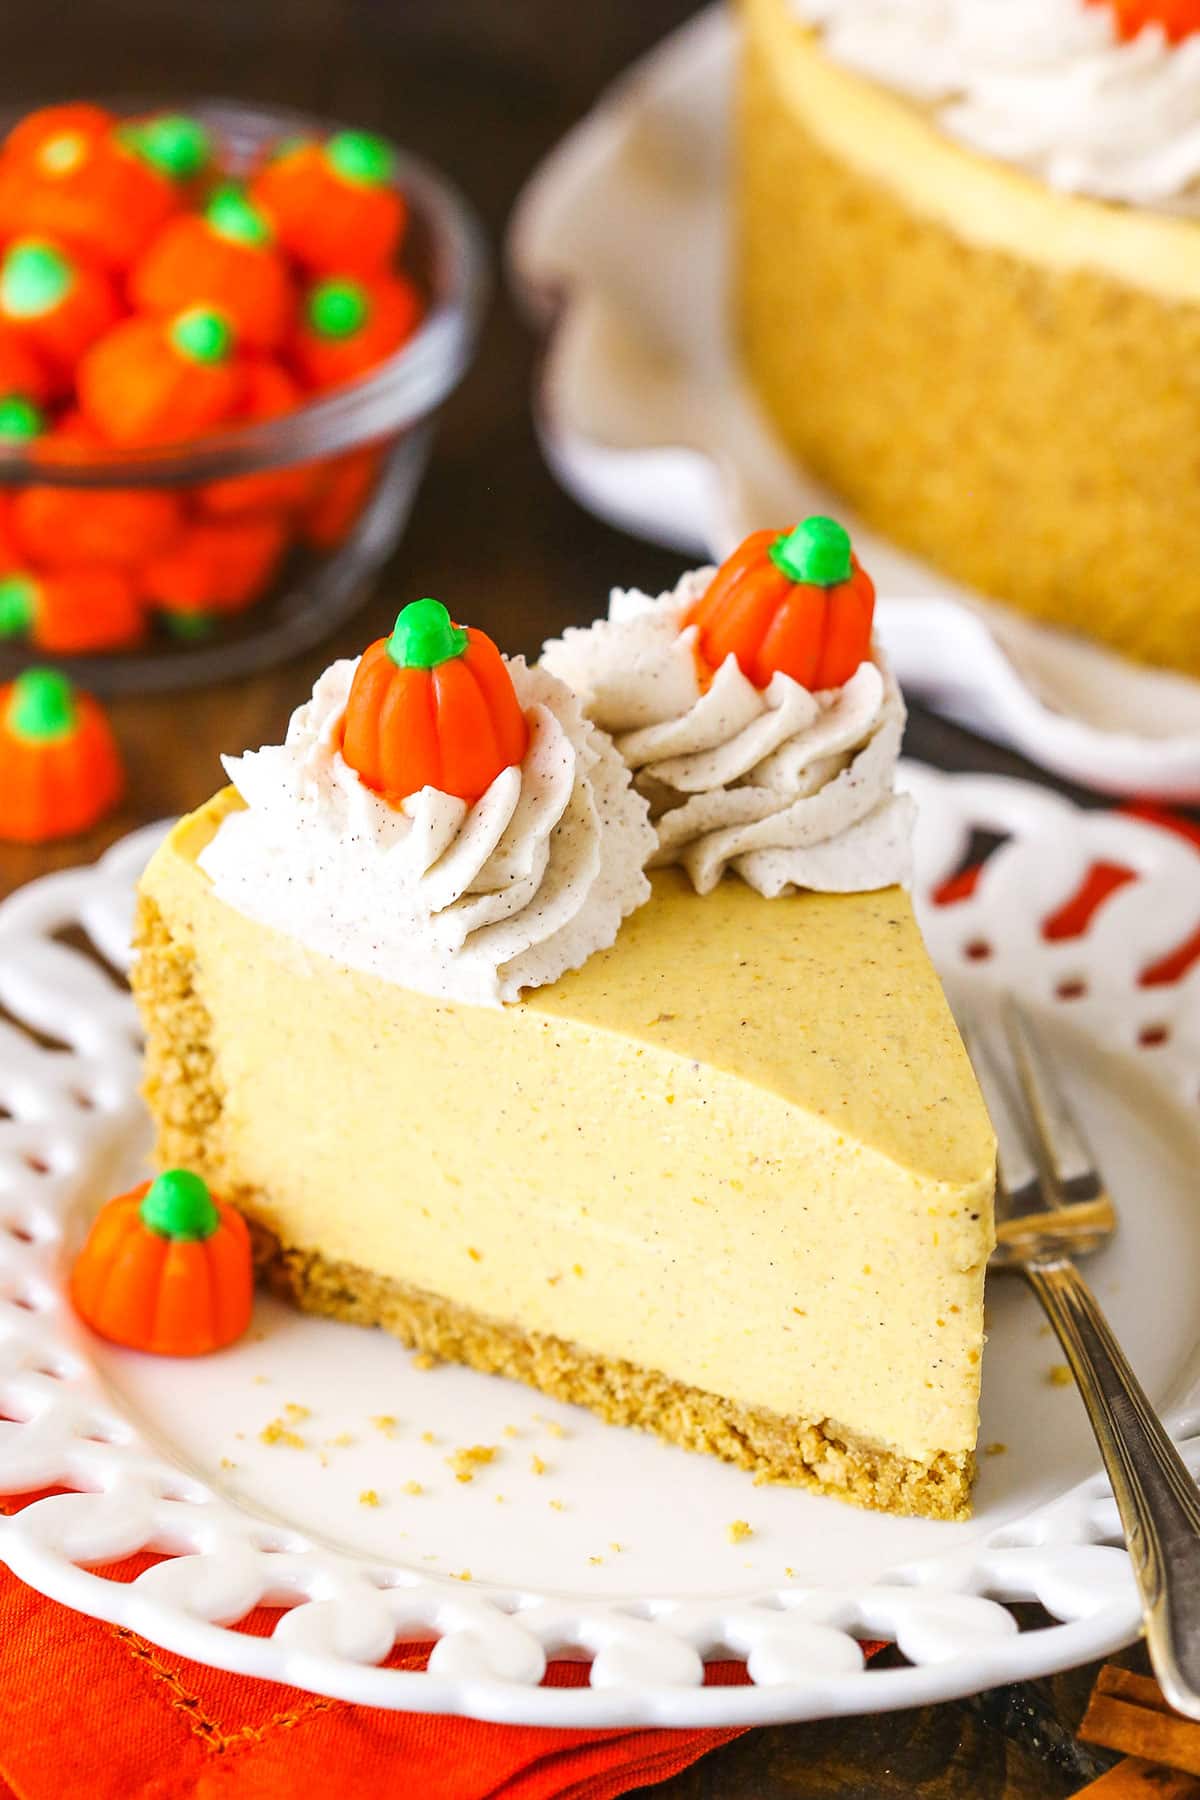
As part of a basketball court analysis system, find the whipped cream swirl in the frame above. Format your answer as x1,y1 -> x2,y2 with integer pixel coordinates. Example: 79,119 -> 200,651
541,571 -> 913,899
795,0 -> 1200,212
199,656 -> 656,1008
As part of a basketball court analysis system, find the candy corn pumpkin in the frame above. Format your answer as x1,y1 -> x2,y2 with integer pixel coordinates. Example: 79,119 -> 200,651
291,272 -> 421,392
118,112 -> 212,187
686,516 -> 876,692
341,598 -> 529,806
0,125 -> 177,271
77,305 -> 244,446
0,667 -> 124,842
251,130 -> 405,276
299,443 -> 382,548
131,186 -> 294,351
0,326 -> 50,405
1093,0 -> 1200,40
4,104 -> 114,169
143,515 -> 288,624
197,360 -> 317,518
13,412 -> 183,568
70,1169 -> 253,1356
0,239 -> 121,393
0,567 -> 145,653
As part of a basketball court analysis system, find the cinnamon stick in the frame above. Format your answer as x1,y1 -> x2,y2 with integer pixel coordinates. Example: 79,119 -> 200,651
1080,1665 -> 1200,1780
1075,1758 -> 1200,1796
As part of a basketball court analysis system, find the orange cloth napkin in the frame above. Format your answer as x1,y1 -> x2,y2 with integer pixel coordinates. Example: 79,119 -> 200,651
0,1544 -> 754,1800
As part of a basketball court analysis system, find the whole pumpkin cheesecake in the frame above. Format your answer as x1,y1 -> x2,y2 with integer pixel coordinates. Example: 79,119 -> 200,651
133,519 -> 997,1520
737,0 -> 1200,675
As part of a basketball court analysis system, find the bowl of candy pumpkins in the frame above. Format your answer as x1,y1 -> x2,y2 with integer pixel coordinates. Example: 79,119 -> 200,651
0,99 -> 487,691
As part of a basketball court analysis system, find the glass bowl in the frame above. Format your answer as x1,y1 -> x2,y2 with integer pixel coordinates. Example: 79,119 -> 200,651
0,98 -> 489,693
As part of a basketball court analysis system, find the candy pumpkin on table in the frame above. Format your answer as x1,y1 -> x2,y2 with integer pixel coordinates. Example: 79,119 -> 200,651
686,515 -> 876,692
341,598 -> 529,806
0,667 -> 124,843
0,239 -> 121,393
291,272 -> 421,393
70,1168 -> 253,1357
131,186 -> 294,351
0,567 -> 145,653
0,121 -> 177,271
251,130 -> 405,276
77,305 -> 245,447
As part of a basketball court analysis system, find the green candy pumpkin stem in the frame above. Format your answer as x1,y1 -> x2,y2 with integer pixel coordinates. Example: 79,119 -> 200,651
8,668 -> 75,741
139,1169 -> 220,1241
0,575 -> 37,637
770,515 -> 853,587
387,598 -> 468,670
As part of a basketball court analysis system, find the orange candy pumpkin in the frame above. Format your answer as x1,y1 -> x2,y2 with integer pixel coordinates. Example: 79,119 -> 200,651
251,131 -> 405,276
291,272 -> 421,393
0,325 -> 50,404
299,444 -> 382,548
77,306 -> 244,447
341,598 -> 529,806
0,239 -> 121,393
70,1169 -> 253,1357
0,567 -> 145,653
197,360 -> 317,518
143,515 -> 288,624
1093,0 -> 1200,38
130,186 -> 295,351
0,667 -> 124,842
0,126 -> 177,271
686,516 -> 876,692
14,414 -> 183,568
4,104 -> 114,169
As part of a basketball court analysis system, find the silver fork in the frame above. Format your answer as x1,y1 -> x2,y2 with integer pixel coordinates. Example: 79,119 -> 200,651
959,994 -> 1200,1719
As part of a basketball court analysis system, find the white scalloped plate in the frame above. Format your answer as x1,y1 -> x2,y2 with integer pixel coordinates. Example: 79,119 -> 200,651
507,8 -> 1200,802
1,775 -> 1200,1723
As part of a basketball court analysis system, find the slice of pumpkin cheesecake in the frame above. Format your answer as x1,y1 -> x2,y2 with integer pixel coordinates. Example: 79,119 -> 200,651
132,530 -> 996,1521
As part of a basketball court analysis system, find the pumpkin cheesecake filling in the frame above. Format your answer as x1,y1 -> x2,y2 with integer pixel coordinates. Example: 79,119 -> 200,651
132,544 -> 997,1521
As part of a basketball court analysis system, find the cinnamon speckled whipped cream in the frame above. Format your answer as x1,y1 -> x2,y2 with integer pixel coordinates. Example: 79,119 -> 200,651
199,657 -> 655,1008
540,569 -> 914,898
795,0 -> 1200,212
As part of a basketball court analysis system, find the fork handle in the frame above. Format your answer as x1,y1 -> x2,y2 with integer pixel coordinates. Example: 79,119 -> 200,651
1024,1254 -> 1200,1720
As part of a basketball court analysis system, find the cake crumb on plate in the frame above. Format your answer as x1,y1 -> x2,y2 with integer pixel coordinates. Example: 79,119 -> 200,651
727,1519 -> 752,1544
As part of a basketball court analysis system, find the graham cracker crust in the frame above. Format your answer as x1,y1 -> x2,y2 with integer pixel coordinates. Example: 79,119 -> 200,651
132,889 -> 974,1523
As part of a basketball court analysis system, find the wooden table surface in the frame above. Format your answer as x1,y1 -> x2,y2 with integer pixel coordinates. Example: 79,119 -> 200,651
0,2 -> 1168,1793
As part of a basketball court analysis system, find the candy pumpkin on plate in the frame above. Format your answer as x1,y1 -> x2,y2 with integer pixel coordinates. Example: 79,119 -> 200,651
686,515 -> 876,692
70,1168 -> 253,1356
340,598 -> 529,806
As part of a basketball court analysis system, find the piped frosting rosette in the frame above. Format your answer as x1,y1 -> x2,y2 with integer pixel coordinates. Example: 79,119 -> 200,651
542,517 -> 914,899
200,599 -> 655,1006
796,0 -> 1200,213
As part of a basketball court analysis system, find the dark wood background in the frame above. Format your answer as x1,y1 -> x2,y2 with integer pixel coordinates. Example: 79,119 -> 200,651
0,1 -> 1157,1792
